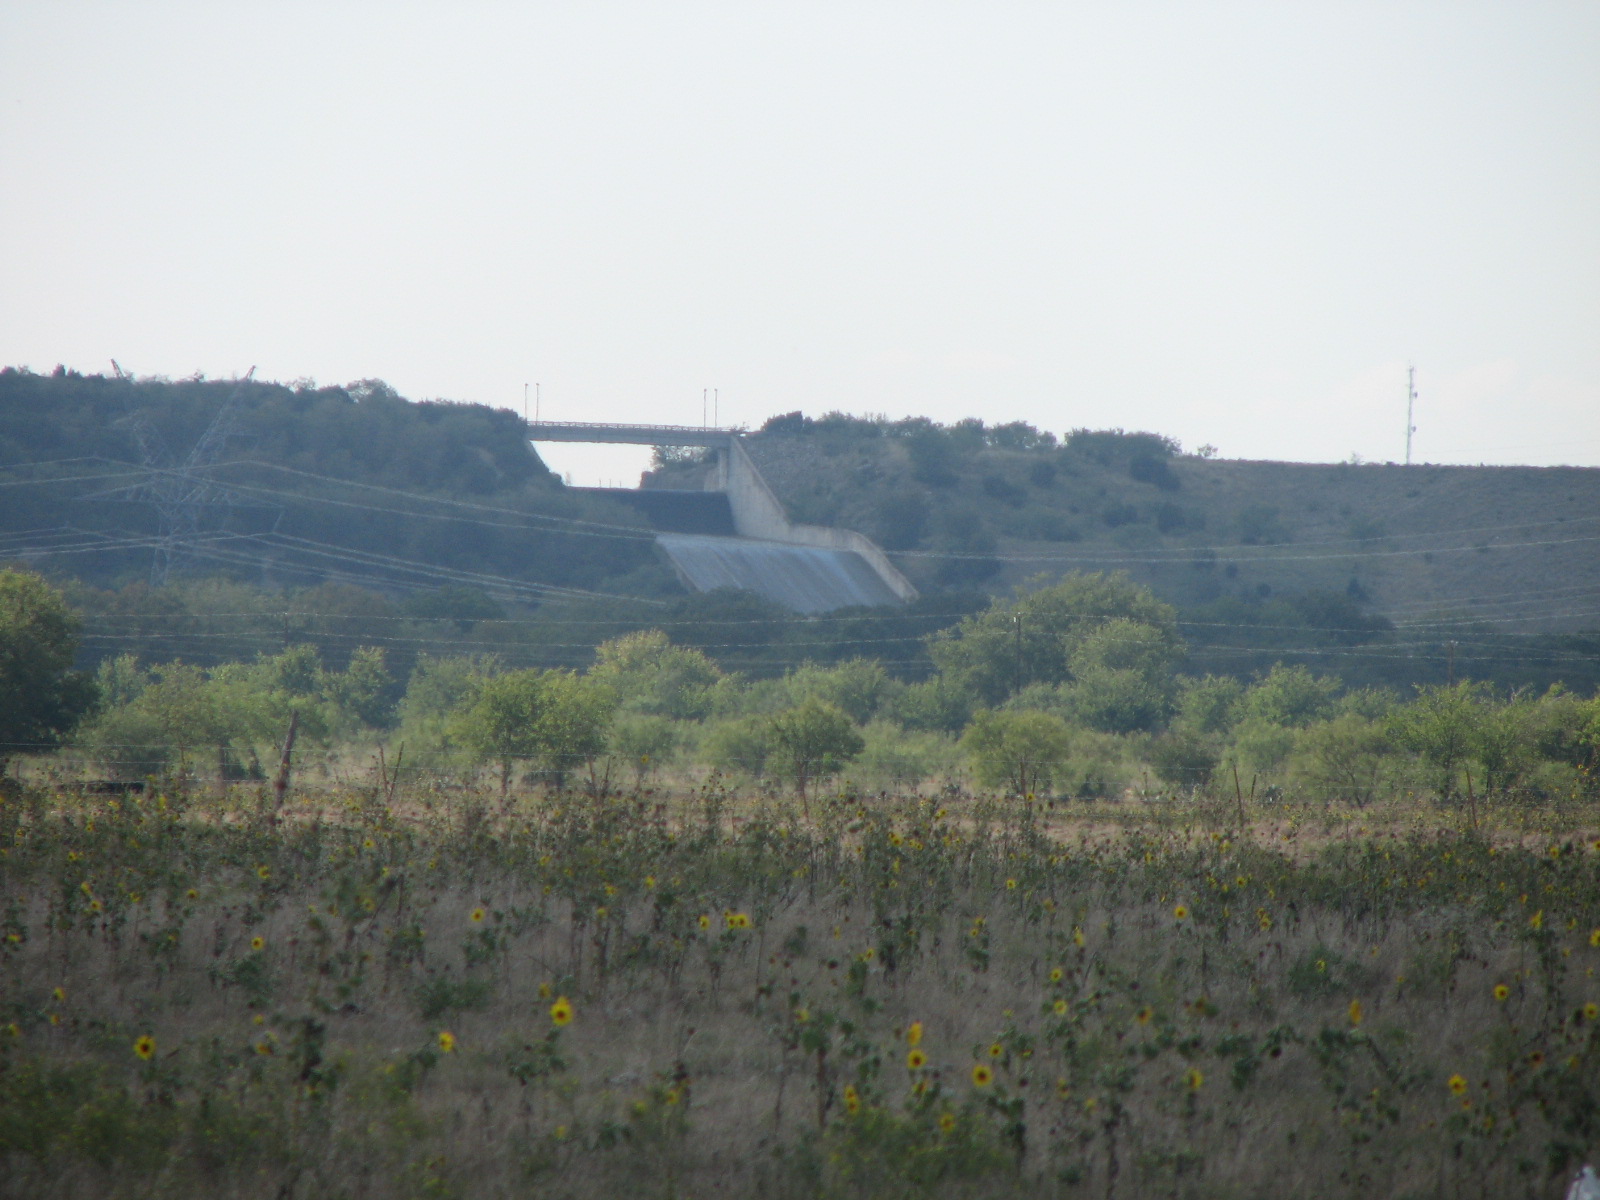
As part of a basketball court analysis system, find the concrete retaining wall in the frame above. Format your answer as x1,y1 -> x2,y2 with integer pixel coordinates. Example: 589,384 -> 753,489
716,439 -> 918,603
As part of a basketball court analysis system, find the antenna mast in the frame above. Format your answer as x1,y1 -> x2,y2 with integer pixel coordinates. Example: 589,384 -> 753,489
1405,365 -> 1417,466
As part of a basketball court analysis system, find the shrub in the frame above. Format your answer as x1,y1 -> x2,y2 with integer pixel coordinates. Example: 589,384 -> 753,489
1287,714 -> 1394,807
850,721 -> 962,793
1129,454 -> 1180,491
1237,504 -> 1289,545
699,715 -> 775,782
1150,729 -> 1220,790
1101,502 -> 1139,528
980,474 -> 1027,507
960,708 -> 1073,796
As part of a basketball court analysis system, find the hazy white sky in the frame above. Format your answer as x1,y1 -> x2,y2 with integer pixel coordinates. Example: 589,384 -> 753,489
3,2 -> 1597,485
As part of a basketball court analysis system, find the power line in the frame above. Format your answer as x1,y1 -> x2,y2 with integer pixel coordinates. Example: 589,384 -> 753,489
94,370 -> 262,583
890,532 -> 1600,566
202,459 -> 661,537
7,454 -> 1600,558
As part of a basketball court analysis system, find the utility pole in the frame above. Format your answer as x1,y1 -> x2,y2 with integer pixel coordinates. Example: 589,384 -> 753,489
702,388 -> 707,428
1446,639 -> 1458,686
535,383 -> 540,423
1405,365 -> 1418,466
524,382 -> 529,423
1013,613 -> 1023,696
714,388 -> 719,427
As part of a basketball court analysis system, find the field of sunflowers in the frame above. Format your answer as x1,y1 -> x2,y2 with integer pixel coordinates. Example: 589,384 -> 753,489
1,781 -> 1597,1199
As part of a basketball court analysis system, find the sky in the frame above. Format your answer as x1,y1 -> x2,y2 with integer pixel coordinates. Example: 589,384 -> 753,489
3,3 -> 1597,486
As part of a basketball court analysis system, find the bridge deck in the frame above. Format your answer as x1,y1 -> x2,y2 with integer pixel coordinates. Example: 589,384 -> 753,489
528,421 -> 741,448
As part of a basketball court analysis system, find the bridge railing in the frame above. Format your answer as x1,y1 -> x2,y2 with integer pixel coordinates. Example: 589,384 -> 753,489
527,421 -> 745,436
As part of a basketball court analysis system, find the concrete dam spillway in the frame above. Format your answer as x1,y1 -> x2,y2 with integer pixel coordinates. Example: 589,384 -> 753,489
533,421 -> 918,614
655,533 -> 904,614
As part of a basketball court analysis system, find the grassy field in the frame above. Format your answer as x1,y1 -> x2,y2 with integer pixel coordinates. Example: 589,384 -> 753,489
2,781 -> 1598,1199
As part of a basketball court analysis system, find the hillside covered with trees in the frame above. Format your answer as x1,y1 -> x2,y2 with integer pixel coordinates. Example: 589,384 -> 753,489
0,366 -> 671,600
650,410 -> 1600,637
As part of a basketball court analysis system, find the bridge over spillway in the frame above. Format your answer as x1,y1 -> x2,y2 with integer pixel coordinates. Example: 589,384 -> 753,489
527,420 -> 741,449
526,420 -> 918,613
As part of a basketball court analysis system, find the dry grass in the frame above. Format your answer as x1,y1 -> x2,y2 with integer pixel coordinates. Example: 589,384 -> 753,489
1,781 -> 1597,1199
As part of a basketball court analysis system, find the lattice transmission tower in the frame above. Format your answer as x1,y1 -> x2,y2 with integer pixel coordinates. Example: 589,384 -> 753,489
98,366 -> 266,584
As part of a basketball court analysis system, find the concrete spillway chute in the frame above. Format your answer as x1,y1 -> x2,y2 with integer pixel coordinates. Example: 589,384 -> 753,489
527,420 -> 916,613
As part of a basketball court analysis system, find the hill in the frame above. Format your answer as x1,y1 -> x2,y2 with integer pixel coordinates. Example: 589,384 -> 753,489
648,414 -> 1600,635
0,366 -> 671,599
3,371 -> 1595,694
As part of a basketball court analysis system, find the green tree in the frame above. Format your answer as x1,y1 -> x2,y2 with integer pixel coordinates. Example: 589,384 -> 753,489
397,654 -> 497,760
1288,714 -> 1394,807
1468,691 -> 1543,797
1526,688 -> 1600,800
212,644 -> 333,746
775,658 -> 892,724
0,568 -> 96,774
450,668 -> 615,793
323,646 -> 397,730
1149,729 -> 1220,791
1225,664 -> 1346,781
1173,674 -> 1245,736
1228,718 -> 1300,781
1387,682 -> 1483,800
768,699 -> 864,801
608,713 -> 679,789
257,642 -> 324,698
884,676 -> 974,734
928,573 -> 1181,707
1239,664 -> 1341,728
96,661 -> 278,781
1063,666 -> 1173,733
589,630 -> 723,720
92,653 -> 149,711
700,715 -> 775,783
1146,675 -> 1246,791
959,708 -> 1073,797
534,671 -> 618,789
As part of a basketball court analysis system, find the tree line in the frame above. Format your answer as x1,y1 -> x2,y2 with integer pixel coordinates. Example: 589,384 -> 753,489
4,565 -> 1596,808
